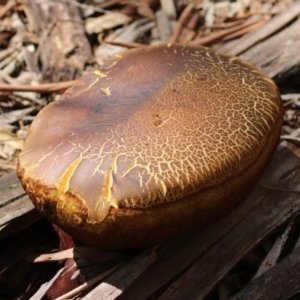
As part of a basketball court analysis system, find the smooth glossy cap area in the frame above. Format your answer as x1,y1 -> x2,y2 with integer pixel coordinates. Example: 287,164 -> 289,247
18,43 -> 282,250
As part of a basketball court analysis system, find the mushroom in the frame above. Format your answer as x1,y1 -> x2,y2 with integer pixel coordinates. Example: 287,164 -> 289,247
17,44 -> 282,251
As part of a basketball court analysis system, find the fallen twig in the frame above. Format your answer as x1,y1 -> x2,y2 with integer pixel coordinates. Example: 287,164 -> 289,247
228,0 -> 300,55
200,19 -> 245,29
219,16 -> 270,42
169,0 -> 201,43
191,16 -> 270,46
0,81 -> 75,94
228,10 -> 279,21
0,0 -> 16,20
103,40 -> 148,49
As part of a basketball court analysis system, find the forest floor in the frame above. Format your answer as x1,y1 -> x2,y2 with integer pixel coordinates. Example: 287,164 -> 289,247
0,1 -> 300,299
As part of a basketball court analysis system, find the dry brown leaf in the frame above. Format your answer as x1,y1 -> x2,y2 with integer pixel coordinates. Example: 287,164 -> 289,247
160,0 -> 177,19
55,263 -> 122,300
0,127 -> 23,151
94,19 -> 154,64
155,9 -> 173,42
28,267 -> 66,300
131,0 -> 156,20
0,106 -> 36,133
85,13 -> 132,35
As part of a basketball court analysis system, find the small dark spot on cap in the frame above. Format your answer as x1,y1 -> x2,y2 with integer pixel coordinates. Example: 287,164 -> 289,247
154,119 -> 163,126
153,114 -> 163,126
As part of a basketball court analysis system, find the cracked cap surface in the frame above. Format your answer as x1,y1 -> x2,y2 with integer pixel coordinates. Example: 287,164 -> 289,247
18,43 -> 282,250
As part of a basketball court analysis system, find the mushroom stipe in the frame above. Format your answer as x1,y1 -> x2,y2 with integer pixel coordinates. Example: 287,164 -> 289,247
18,43 -> 283,250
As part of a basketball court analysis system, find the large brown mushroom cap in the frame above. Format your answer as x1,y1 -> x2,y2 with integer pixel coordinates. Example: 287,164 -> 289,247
18,43 -> 282,250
